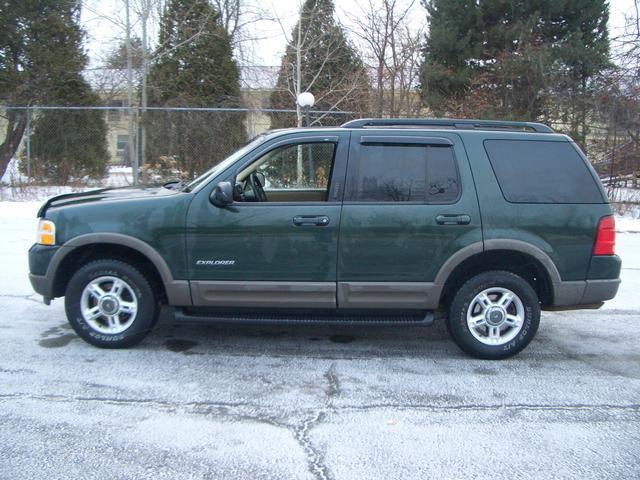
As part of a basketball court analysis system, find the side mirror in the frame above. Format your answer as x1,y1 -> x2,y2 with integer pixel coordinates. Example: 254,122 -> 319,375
210,181 -> 234,207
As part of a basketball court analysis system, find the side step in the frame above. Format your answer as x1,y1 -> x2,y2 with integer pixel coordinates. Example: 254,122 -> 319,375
173,308 -> 434,327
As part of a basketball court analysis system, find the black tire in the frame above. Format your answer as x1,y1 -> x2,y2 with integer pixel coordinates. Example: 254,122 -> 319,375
447,271 -> 540,360
64,259 -> 159,348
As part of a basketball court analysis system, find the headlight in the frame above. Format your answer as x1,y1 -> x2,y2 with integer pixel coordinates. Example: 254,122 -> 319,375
37,219 -> 56,245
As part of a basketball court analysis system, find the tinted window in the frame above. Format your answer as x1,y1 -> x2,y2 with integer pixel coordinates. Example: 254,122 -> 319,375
484,140 -> 603,203
346,144 -> 460,203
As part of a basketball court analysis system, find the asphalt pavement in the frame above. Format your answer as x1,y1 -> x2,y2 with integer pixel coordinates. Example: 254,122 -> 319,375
1,299 -> 639,479
1,206 -> 639,479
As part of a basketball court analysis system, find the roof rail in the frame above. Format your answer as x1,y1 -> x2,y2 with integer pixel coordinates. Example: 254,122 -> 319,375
340,118 -> 554,133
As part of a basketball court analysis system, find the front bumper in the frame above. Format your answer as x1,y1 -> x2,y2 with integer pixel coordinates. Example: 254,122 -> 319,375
29,272 -> 53,299
28,243 -> 60,299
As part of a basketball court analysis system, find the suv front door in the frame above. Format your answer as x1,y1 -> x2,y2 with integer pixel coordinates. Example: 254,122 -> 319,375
186,132 -> 349,308
337,131 -> 482,309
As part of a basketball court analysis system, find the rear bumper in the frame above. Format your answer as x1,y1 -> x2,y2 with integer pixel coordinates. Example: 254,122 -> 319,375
551,278 -> 620,309
550,255 -> 621,309
581,278 -> 621,304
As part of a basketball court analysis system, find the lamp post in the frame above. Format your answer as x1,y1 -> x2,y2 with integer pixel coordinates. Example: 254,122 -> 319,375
297,91 -> 315,127
297,92 -> 316,184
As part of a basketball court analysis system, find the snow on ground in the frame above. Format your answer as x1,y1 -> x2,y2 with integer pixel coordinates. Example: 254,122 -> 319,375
609,186 -> 640,204
0,166 -> 133,202
1,200 -> 640,479
616,214 -> 640,232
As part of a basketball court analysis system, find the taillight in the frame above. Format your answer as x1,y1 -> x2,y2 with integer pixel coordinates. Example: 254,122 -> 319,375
593,215 -> 615,256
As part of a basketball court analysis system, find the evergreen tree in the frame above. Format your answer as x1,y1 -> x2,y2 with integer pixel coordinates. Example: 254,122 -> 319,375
106,37 -> 144,70
269,0 -> 370,128
419,0 -> 610,134
0,0 -> 108,181
146,0 -> 246,177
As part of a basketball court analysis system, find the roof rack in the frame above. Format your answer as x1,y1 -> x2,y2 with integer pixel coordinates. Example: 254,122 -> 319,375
340,118 -> 554,133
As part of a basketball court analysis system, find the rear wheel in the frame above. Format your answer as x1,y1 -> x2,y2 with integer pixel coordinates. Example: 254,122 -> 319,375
447,271 -> 540,359
65,259 -> 159,348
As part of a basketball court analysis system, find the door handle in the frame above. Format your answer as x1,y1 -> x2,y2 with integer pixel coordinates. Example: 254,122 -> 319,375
293,215 -> 330,226
436,214 -> 471,225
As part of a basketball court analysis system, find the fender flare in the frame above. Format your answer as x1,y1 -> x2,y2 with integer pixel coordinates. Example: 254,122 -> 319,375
48,233 -> 191,305
433,239 -> 564,302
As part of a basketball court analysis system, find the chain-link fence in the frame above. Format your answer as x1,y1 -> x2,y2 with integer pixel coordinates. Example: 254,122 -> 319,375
0,105 -> 358,188
1,105 -> 638,211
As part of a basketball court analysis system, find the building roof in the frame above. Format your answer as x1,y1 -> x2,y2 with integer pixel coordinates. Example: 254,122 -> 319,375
83,65 -> 279,93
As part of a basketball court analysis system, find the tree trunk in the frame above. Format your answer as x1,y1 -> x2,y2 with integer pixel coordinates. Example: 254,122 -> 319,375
0,110 -> 27,178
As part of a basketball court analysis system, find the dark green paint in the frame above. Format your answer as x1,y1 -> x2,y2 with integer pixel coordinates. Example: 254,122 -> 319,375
185,131 -> 350,282
28,244 -> 60,276
29,124 -> 619,308
461,131 -> 612,281
338,131 -> 481,282
45,187 -> 192,278
587,255 -> 622,280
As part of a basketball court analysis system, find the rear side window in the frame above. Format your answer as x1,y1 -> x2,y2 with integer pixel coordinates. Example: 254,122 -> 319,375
346,144 -> 460,203
484,140 -> 603,203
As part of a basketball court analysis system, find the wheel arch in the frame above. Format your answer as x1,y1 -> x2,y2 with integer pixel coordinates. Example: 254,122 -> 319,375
436,240 -> 560,308
49,233 -> 191,305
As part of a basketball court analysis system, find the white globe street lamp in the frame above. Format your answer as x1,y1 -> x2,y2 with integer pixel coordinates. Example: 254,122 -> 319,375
296,92 -> 316,184
297,92 -> 315,127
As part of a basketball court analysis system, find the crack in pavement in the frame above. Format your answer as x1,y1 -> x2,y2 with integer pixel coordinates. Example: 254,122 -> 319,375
290,362 -> 341,480
3,388 -> 640,480
1,392 -> 639,416
293,411 -> 332,480
324,363 -> 341,400
0,390 -> 335,480
336,402 -> 640,414
0,294 -> 44,304
0,393 -> 261,413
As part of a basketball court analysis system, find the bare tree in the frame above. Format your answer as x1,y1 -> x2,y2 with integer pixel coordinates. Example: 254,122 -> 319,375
83,0 -> 266,180
211,0 -> 273,64
591,0 -> 640,187
347,0 -> 424,117
270,0 -> 370,127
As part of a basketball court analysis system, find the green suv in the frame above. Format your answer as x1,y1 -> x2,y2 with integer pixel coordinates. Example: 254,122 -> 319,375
28,118 -> 621,359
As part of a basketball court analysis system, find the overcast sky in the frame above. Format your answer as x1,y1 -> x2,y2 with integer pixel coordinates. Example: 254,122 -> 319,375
81,0 -> 637,68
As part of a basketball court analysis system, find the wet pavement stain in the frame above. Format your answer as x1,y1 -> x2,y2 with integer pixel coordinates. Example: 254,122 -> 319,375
329,334 -> 355,344
41,325 -> 65,338
474,367 -> 498,376
38,334 -> 76,348
165,339 -> 199,353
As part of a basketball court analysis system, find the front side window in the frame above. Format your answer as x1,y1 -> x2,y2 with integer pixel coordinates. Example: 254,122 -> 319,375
346,144 -> 460,203
235,142 -> 337,202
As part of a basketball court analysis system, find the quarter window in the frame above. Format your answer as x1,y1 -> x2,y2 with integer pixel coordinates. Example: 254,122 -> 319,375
346,144 -> 460,203
484,140 -> 604,203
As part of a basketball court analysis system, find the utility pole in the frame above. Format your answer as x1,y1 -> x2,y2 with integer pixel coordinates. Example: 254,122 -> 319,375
297,92 -> 315,185
125,0 -> 138,184
140,0 -> 150,173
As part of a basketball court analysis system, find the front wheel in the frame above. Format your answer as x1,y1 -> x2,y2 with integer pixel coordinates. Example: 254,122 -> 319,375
447,271 -> 540,359
65,259 -> 159,348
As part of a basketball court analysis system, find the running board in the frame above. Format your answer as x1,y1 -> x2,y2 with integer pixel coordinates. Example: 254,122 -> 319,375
173,308 -> 434,327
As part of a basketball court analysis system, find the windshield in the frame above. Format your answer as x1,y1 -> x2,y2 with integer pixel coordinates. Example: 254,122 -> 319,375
184,133 -> 269,192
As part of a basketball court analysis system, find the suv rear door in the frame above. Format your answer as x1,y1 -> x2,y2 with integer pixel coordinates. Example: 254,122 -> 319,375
337,130 -> 482,309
